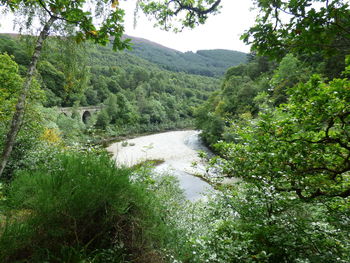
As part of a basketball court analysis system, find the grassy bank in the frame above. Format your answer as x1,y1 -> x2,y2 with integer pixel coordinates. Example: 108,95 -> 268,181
0,151 -> 186,262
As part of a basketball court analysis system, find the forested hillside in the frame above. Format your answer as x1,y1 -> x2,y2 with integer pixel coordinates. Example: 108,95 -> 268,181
126,35 -> 247,76
0,34 -> 220,137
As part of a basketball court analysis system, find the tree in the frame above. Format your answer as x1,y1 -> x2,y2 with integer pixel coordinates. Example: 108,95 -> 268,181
0,0 -> 222,178
0,53 -> 23,122
139,0 -> 222,30
214,74 -> 350,200
105,94 -> 119,125
0,0 -> 129,177
37,60 -> 65,106
270,53 -> 311,105
241,0 -> 350,60
194,90 -> 225,145
0,35 -> 31,67
95,109 -> 111,130
115,93 -> 138,126
0,53 -> 45,180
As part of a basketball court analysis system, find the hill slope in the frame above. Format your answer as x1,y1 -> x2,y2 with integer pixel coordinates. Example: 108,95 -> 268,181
0,34 -> 220,134
125,35 -> 247,77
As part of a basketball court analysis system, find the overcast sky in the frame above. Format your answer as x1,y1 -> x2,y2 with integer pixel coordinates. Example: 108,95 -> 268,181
0,0 -> 257,53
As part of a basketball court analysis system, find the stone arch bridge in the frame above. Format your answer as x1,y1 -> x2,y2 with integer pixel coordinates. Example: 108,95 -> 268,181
58,106 -> 102,123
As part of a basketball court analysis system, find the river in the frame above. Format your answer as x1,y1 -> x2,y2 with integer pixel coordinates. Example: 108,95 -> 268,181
107,130 -> 213,200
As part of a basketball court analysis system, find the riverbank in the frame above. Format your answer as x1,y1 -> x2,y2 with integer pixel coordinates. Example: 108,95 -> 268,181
107,130 -> 213,200
107,130 -> 201,166
93,123 -> 196,148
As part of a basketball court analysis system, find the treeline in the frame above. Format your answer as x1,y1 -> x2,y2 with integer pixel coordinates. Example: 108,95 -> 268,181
195,53 -> 314,145
0,34 -> 220,136
126,35 -> 247,77
0,33 -> 222,180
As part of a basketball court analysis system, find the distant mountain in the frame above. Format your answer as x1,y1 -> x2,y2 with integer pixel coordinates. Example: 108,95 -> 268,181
0,32 -> 247,77
124,35 -> 247,77
0,33 -> 220,112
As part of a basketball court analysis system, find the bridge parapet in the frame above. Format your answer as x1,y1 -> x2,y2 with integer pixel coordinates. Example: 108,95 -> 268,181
57,106 -> 102,123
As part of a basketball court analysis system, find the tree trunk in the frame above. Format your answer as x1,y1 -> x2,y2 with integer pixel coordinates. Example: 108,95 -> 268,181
0,16 -> 56,179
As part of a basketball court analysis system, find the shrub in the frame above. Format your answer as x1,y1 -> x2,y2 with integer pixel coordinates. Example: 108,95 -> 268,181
178,184 -> 350,263
0,152 -> 176,262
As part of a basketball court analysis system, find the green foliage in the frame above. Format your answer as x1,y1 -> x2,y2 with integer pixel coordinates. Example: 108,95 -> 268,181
192,44 -> 350,261
242,0 -> 350,59
0,53 -> 23,121
270,54 -> 311,105
86,54 -> 219,134
37,37 -> 91,107
0,34 -> 222,137
38,60 -> 65,106
104,93 -> 138,127
56,113 -> 86,143
127,38 -> 247,77
214,74 -> 350,200
0,35 -> 30,67
0,152 -> 183,262
194,91 -> 226,145
139,0 -> 222,31
1,0 -> 130,51
242,0 -> 349,78
0,54 -> 47,180
179,185 -> 350,262
195,55 -> 275,146
0,106 -> 52,180
95,109 -> 111,130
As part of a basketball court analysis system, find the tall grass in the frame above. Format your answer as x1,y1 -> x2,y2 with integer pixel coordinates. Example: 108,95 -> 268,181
0,152 -> 176,262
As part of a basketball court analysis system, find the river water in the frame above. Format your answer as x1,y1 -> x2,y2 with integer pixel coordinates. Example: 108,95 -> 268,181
107,130 -> 213,200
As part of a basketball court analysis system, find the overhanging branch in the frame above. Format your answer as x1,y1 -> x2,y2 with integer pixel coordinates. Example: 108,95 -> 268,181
37,0 -> 80,24
173,0 -> 221,16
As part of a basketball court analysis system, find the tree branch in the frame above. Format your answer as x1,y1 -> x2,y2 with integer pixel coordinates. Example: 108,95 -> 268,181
37,0 -> 80,24
173,0 -> 221,16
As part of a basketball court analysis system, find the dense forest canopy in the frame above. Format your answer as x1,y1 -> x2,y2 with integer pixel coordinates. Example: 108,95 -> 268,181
0,34 -> 222,107
125,35 -> 247,77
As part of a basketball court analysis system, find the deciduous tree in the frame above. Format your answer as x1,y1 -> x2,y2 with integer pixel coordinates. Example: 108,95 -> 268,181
215,74 -> 350,200
0,0 -> 129,177
241,0 -> 350,59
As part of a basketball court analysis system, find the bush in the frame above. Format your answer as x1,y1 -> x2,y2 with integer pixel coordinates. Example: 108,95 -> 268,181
177,184 -> 350,263
0,152 -> 177,262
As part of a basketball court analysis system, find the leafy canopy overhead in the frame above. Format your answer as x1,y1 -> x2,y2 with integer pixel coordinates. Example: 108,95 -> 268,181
1,0 -> 130,50
139,0 -> 222,30
1,0 -> 223,46
242,0 -> 350,59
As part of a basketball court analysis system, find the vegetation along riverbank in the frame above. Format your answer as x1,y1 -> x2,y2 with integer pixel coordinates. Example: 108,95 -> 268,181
1,0 -> 349,262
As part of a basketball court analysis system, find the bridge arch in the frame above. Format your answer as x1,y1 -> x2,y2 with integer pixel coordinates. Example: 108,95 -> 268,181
82,111 -> 91,123
57,106 -> 102,123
